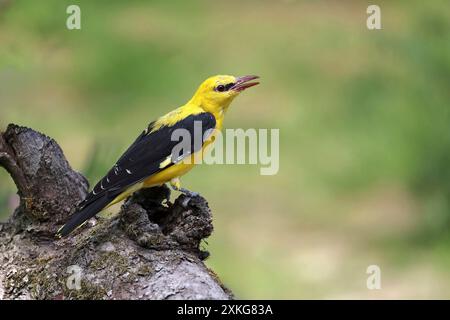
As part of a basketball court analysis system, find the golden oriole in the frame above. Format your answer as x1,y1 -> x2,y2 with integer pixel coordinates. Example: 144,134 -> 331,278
57,75 -> 259,237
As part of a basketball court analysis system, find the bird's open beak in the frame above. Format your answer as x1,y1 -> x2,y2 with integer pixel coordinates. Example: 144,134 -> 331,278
232,75 -> 260,92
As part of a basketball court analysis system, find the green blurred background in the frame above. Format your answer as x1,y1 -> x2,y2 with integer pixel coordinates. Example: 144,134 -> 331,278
1,0 -> 449,299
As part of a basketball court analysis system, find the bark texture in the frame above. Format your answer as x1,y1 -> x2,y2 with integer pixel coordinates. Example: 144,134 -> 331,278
0,124 -> 232,300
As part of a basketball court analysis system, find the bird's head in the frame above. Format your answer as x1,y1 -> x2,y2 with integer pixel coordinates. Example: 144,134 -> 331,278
191,75 -> 259,113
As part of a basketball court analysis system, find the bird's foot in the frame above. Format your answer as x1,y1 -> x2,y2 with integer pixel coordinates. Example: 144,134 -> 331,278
169,179 -> 200,207
181,197 -> 191,208
179,188 -> 201,208
179,187 -> 199,198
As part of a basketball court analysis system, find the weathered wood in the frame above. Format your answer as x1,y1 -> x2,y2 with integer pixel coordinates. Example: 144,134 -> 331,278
0,124 -> 232,300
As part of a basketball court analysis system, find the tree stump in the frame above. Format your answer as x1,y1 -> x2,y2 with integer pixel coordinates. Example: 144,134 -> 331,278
0,124 -> 232,300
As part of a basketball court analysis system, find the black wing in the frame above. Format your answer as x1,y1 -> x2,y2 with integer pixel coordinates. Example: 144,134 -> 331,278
79,112 -> 216,209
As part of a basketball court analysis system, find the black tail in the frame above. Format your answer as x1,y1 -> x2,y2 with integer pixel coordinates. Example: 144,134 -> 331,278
56,195 -> 111,237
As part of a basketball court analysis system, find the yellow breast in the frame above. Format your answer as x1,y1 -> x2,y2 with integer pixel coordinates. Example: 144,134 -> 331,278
143,160 -> 195,187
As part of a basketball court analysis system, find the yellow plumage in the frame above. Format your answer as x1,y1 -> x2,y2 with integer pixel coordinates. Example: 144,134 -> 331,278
57,74 -> 259,237
110,75 -> 242,205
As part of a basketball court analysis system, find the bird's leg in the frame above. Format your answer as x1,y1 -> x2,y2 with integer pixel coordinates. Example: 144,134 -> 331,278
170,178 -> 199,207
170,178 -> 199,197
169,177 -> 182,192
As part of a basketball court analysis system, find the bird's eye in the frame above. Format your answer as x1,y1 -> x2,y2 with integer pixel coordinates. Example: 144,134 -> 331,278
216,85 -> 225,92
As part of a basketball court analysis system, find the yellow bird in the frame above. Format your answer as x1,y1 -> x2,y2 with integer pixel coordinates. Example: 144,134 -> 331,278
57,75 -> 259,237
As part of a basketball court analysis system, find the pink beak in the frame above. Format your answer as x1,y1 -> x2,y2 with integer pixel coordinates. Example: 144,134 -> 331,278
231,75 -> 260,92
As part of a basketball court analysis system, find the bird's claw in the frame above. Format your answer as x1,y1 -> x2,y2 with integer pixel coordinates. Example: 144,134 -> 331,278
179,188 -> 199,198
178,188 -> 200,208
181,197 -> 191,208
169,182 -> 200,207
